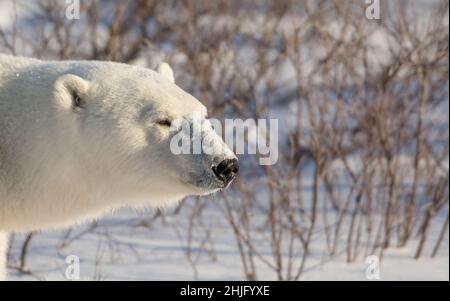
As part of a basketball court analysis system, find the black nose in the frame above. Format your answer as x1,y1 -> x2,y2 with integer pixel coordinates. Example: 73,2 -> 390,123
213,158 -> 239,186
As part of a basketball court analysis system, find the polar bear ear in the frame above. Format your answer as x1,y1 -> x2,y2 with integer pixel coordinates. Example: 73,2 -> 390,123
156,62 -> 175,84
54,74 -> 90,111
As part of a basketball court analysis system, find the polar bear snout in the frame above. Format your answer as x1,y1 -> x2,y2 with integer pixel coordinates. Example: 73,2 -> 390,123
212,158 -> 239,187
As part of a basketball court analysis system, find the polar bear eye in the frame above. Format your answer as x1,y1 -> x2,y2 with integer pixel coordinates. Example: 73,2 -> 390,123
156,119 -> 172,127
73,94 -> 85,108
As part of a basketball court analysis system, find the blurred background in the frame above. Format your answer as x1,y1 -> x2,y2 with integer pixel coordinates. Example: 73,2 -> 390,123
0,0 -> 448,280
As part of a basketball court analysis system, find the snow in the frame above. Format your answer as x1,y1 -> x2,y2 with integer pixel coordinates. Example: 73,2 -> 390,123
7,203 -> 449,281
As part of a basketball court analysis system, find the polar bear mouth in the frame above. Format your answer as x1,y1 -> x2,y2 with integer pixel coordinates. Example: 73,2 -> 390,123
181,180 -> 222,195
178,173 -> 229,194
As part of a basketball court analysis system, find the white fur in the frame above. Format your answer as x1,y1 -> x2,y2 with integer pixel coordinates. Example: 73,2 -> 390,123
156,62 -> 175,84
0,54 -> 237,280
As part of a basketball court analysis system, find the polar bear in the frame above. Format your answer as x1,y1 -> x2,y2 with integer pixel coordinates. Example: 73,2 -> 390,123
0,54 -> 239,280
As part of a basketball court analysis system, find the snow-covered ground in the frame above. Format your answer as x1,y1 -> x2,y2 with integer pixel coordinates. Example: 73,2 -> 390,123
7,203 -> 449,281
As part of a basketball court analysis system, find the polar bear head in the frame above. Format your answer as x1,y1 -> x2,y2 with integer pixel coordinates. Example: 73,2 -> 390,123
50,61 -> 239,210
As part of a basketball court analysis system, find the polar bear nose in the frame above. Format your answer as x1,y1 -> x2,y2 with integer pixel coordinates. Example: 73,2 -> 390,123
213,158 -> 239,185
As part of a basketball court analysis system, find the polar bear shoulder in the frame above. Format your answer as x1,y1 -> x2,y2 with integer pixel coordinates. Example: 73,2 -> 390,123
0,54 -> 40,77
